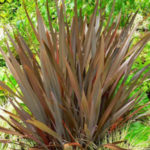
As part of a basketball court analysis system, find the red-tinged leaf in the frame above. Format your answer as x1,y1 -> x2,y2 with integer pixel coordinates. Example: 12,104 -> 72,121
29,148 -> 43,150
50,91 -> 65,137
105,22 -> 116,46
0,126 -> 23,137
62,121 -> 75,142
16,34 -> 43,86
119,11 -> 138,44
72,1 -> 83,69
23,65 -> 52,118
106,12 -> 121,55
125,32 -> 150,58
43,41 -> 70,99
58,6 -> 67,73
109,117 -> 123,132
120,102 -> 150,126
0,115 -> 22,134
40,42 -> 61,103
46,0 -> 57,51
91,26 -> 97,58
22,0 -> 39,41
111,99 -> 135,123
104,0 -> 116,33
88,59 -> 102,131
83,0 -> 99,69
97,34 -> 105,70
71,17 -> 77,59
27,118 -> 61,141
10,116 -> 33,136
130,64 -> 150,82
17,32 -> 33,58
0,81 -> 21,99
64,58 -> 81,102
108,70 -> 124,98
36,6 -> 49,46
29,148 -> 42,150
96,8 -> 105,37
9,100 -> 36,132
85,34 -> 104,99
95,82 -> 124,138
103,143 -> 129,150
105,25 -> 137,83
2,109 -> 20,120
35,127 -> 49,145
81,91 -> 89,122
61,104 -> 78,130
0,47 -> 47,124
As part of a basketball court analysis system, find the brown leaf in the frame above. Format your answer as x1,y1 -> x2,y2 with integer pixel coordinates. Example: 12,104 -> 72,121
103,143 -> 129,150
64,58 -> 81,102
27,118 -> 61,141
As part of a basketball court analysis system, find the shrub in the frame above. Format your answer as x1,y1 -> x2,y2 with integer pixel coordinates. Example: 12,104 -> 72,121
0,0 -> 150,149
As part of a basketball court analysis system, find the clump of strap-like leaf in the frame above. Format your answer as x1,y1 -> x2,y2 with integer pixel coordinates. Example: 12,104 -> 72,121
0,0 -> 150,149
